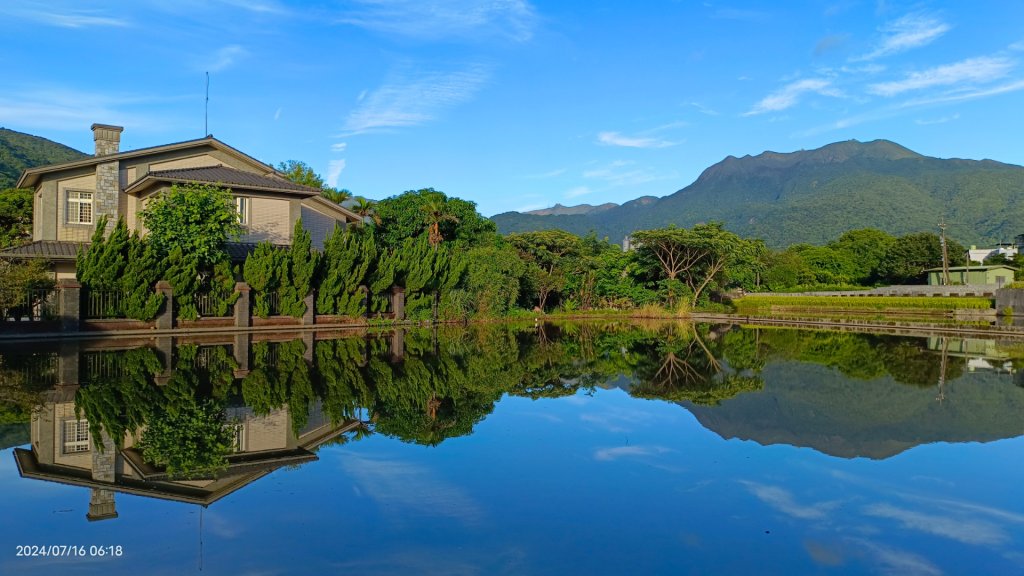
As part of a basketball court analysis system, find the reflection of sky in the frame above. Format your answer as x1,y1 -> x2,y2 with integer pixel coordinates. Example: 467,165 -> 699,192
2,387 -> 1024,575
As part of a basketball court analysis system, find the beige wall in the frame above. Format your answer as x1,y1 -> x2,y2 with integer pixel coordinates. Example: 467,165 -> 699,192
300,205 -> 342,250
55,173 -> 98,242
51,402 -> 93,470
240,196 -> 290,244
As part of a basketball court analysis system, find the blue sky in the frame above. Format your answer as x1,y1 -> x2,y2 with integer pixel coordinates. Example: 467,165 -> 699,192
1,1 -> 1023,216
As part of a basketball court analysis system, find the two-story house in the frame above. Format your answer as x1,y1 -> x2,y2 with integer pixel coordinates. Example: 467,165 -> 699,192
1,123 -> 360,278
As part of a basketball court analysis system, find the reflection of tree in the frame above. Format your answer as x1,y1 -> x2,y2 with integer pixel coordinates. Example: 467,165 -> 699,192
628,324 -> 764,405
0,353 -> 55,425
138,397 -> 235,479
241,340 -> 313,435
75,348 -> 164,448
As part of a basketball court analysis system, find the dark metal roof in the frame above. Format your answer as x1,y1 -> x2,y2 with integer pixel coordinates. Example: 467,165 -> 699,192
0,241 -> 86,260
131,165 -> 319,196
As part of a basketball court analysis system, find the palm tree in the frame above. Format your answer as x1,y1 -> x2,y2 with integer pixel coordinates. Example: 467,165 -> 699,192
420,195 -> 459,249
353,197 -> 381,224
321,188 -> 351,205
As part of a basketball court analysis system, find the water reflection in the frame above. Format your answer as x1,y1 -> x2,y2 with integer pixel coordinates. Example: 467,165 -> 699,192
3,322 -> 1024,521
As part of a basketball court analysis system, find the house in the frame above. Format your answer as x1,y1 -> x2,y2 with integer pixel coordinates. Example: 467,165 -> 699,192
0,123 -> 361,279
965,234 -> 1024,264
925,265 -> 1016,286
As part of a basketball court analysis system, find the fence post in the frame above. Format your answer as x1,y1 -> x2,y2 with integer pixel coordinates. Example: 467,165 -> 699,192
56,279 -> 81,332
391,285 -> 405,321
234,282 -> 251,328
303,289 -> 315,326
155,281 -> 174,330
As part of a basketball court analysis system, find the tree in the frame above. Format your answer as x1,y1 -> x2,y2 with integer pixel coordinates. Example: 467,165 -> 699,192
0,188 -> 32,248
420,192 -> 459,249
828,228 -> 897,285
277,160 -> 350,204
352,197 -> 380,224
373,188 -> 498,250
876,232 -> 966,285
0,259 -> 53,320
279,219 -> 320,318
632,223 -> 742,307
139,183 -> 241,269
508,230 -> 582,311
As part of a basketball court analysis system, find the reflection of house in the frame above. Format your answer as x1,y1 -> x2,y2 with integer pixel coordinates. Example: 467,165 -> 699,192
14,388 -> 358,520
0,123 -> 361,278
925,265 -> 1015,286
926,336 -> 1015,373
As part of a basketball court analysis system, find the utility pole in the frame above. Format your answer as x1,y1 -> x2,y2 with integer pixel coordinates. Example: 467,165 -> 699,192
939,220 -> 951,286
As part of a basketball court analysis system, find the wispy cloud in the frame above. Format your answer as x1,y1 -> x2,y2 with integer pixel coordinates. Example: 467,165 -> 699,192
525,168 -> 566,179
855,13 -> 951,61
0,88 -> 169,132
341,63 -> 490,136
326,159 -> 346,188
0,3 -> 130,28
273,107 -> 282,121
582,160 -> 670,188
337,0 -> 537,42
899,78 -> 1024,107
206,45 -> 248,72
863,503 -> 1008,545
565,186 -> 592,199
708,7 -> 768,22
597,131 -> 675,149
594,445 -> 672,461
745,78 -> 842,115
815,33 -> 849,56
915,113 -> 959,125
213,0 -> 288,14
690,102 -> 719,116
741,481 -> 840,520
869,56 -> 1015,96
331,142 -> 348,152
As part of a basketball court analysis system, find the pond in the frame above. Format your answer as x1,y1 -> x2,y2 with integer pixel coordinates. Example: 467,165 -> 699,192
1,322 -> 1023,575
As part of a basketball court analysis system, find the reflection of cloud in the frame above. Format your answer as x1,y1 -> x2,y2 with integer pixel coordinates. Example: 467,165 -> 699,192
853,539 -> 942,576
580,405 -> 655,433
341,453 -> 483,524
804,540 -> 844,566
865,503 -> 1008,545
741,481 -> 840,520
203,510 -> 242,539
594,445 -> 672,461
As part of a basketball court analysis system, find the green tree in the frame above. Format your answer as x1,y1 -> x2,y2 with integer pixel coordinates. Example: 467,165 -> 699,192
876,232 -> 966,285
828,228 -> 897,285
632,223 -> 744,307
374,188 -> 498,250
279,219 -> 320,318
463,243 -> 526,317
0,188 -> 32,248
243,242 -> 287,317
140,182 -> 241,269
352,197 -> 381,224
317,226 -> 376,316
0,259 -> 53,320
508,230 -> 583,311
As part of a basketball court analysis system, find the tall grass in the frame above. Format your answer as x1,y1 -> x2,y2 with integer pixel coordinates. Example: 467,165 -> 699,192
735,295 -> 992,314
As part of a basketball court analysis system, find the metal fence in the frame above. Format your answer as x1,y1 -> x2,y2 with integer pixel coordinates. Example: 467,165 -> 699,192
1,288 -> 57,321
85,290 -> 128,319
194,292 -> 235,317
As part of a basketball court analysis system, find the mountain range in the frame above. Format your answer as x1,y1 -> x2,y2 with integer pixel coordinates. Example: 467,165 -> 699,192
492,139 -> 1024,248
0,128 -> 88,189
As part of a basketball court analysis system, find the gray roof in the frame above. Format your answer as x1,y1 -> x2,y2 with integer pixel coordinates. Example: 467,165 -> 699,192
128,165 -> 319,197
0,241 -> 87,261
0,241 -> 279,262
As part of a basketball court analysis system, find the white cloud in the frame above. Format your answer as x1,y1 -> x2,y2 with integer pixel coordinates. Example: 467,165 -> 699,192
206,45 -> 248,72
273,107 -> 282,121
331,142 -> 348,152
564,186 -> 592,199
741,481 -> 840,520
337,0 -> 537,42
745,78 -> 842,115
0,3 -> 130,28
341,63 -> 490,136
597,131 -> 675,149
690,102 -> 719,116
863,503 -> 1009,545
855,13 -> 951,61
869,56 -> 1015,96
213,0 -> 288,14
326,159 -> 346,188
900,78 -> 1024,107
525,168 -> 566,179
582,160 -> 670,188
915,113 -> 959,125
0,88 -> 166,132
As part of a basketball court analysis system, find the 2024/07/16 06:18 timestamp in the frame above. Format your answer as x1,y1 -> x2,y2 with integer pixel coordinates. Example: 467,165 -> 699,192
15,545 -> 123,557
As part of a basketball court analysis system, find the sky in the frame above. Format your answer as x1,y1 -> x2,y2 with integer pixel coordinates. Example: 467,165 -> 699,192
1,1 -> 1023,217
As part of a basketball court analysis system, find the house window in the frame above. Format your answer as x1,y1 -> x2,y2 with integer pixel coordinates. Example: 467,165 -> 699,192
236,197 -> 249,225
63,419 -> 91,453
67,190 -> 94,225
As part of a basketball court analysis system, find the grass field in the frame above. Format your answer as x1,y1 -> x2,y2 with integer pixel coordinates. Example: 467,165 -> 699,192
734,295 -> 993,315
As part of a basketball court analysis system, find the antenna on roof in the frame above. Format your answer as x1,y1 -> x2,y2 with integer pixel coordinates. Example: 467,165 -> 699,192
204,72 -> 210,137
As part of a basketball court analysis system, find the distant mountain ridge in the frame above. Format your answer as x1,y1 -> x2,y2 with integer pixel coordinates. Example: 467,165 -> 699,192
525,202 -> 618,216
0,128 -> 88,189
492,139 -> 1024,248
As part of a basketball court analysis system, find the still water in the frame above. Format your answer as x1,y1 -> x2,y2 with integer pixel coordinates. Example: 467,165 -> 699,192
1,322 -> 1023,575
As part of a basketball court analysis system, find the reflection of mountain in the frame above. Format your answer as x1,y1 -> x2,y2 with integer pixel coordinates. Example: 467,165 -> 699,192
684,362 -> 1024,459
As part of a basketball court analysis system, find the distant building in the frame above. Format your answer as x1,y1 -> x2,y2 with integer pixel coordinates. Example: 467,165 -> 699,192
966,234 -> 1024,264
925,265 -> 1015,286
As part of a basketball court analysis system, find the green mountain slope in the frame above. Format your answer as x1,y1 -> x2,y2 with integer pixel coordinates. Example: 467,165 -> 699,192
492,139 -> 1024,247
0,128 -> 88,189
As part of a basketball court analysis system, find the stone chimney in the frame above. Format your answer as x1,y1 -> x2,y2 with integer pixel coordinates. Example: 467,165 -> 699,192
87,428 -> 118,521
91,123 -> 123,156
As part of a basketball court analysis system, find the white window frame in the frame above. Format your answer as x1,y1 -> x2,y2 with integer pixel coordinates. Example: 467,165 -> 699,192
66,190 -> 94,225
235,196 -> 250,226
62,419 -> 91,454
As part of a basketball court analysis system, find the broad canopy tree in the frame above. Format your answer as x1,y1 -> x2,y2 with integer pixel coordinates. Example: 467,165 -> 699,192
632,223 -> 746,307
